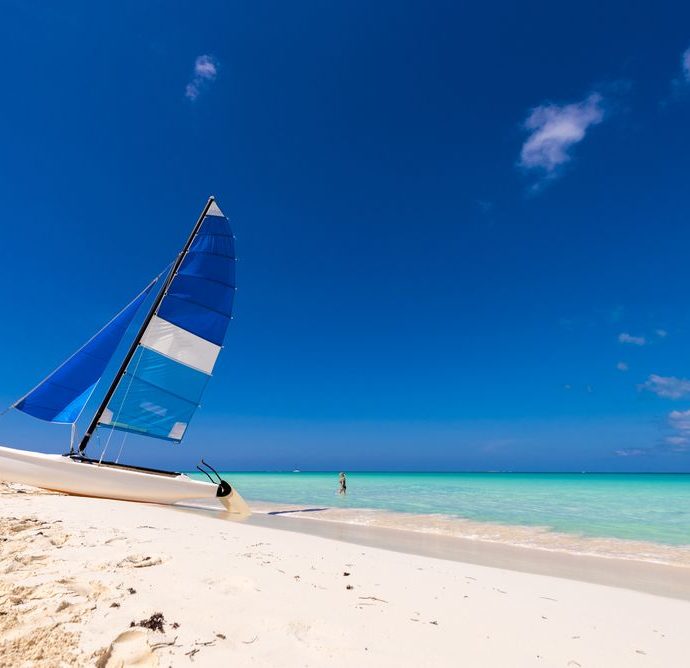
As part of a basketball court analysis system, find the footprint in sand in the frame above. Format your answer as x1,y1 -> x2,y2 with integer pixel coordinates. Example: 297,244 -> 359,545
49,533 -> 70,547
2,552 -> 48,574
210,575 -> 257,594
97,629 -> 156,668
116,554 -> 164,569
287,621 -> 311,643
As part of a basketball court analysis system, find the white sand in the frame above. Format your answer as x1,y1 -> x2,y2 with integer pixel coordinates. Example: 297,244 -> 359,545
1,484 -> 689,667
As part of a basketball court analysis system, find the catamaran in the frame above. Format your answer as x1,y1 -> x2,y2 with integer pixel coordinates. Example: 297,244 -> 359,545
0,197 -> 249,514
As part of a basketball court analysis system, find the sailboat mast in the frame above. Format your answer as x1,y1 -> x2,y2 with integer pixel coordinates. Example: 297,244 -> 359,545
77,196 -> 217,455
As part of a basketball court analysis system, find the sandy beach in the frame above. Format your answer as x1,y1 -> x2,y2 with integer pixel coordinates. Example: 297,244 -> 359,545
1,483 -> 689,667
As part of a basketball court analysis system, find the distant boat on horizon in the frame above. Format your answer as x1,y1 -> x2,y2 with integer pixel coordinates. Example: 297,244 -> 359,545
0,197 -> 249,515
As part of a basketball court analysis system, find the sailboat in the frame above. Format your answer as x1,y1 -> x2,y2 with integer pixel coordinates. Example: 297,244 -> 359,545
0,197 -> 249,515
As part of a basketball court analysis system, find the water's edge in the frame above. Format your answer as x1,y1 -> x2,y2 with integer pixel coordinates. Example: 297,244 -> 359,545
189,472 -> 690,560
245,499 -> 690,568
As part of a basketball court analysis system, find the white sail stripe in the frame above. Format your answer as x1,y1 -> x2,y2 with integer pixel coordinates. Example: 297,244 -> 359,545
169,422 -> 187,439
140,315 -> 220,374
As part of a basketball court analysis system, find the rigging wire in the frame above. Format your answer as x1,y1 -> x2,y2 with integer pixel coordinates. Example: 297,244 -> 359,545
115,431 -> 129,464
98,346 -> 145,463
69,423 -> 76,455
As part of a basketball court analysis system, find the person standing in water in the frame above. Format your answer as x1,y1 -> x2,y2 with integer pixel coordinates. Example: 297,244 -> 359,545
338,472 -> 347,495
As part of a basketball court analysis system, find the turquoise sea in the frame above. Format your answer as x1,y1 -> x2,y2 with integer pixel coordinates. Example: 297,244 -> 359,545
191,472 -> 690,547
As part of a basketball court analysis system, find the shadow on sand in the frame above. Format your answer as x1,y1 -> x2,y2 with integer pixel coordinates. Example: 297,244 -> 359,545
268,507 -> 329,516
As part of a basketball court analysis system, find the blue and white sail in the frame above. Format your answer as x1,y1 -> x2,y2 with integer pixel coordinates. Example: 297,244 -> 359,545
98,200 -> 236,442
14,281 -> 156,424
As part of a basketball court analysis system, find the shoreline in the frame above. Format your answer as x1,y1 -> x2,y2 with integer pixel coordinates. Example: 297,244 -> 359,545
240,499 -> 690,567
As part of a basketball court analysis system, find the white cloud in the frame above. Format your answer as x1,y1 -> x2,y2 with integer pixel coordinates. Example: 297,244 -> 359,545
683,47 -> 690,83
616,361 -> 628,372
519,93 -> 605,176
665,435 -> 688,446
656,328 -> 668,338
618,332 -> 646,346
668,408 -> 690,432
185,54 -> 219,101
641,374 -> 690,399
194,56 -> 217,78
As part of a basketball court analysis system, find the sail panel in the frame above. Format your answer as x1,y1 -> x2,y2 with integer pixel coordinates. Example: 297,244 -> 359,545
166,274 -> 235,316
98,201 -> 235,443
179,252 -> 236,285
196,214 -> 232,236
100,376 -> 199,442
128,347 -> 211,401
157,294 -> 231,345
189,233 -> 235,257
15,283 -> 153,424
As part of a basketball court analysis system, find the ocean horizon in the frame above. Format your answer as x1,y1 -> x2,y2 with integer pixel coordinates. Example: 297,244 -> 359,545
189,471 -> 690,548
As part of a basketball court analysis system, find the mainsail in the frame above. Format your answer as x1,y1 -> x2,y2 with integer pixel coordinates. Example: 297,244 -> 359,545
89,199 -> 236,445
13,281 -> 156,424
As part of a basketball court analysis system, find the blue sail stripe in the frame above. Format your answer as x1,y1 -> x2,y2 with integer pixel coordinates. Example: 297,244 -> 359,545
179,253 -> 236,287
166,274 -> 235,316
126,347 -> 210,404
157,295 -> 231,345
189,235 -> 235,257
120,372 -> 201,407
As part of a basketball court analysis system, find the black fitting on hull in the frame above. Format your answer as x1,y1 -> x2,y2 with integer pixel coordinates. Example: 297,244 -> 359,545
197,459 -> 232,497
216,480 -> 232,497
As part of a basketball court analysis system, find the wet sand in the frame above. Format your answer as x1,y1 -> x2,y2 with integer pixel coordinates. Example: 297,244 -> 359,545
246,503 -> 690,601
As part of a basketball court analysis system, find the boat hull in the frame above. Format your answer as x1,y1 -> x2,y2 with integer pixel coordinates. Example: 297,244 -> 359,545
0,445 -> 249,514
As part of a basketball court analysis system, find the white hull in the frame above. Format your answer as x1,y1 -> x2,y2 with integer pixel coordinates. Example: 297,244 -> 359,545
0,445 -> 250,515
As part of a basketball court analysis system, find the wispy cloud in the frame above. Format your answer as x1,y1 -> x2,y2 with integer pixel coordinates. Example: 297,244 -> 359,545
519,93 -> 605,182
616,361 -> 628,372
665,409 -> 690,452
616,408 -> 690,457
185,54 -> 219,101
614,448 -> 648,457
656,328 -> 668,338
618,332 -> 646,346
668,47 -> 690,97
640,374 -> 690,399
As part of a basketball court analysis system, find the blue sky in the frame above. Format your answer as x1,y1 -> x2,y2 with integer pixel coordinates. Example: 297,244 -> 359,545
1,1 -> 690,471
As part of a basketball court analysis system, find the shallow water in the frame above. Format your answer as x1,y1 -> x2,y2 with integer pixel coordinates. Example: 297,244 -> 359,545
188,472 -> 690,548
